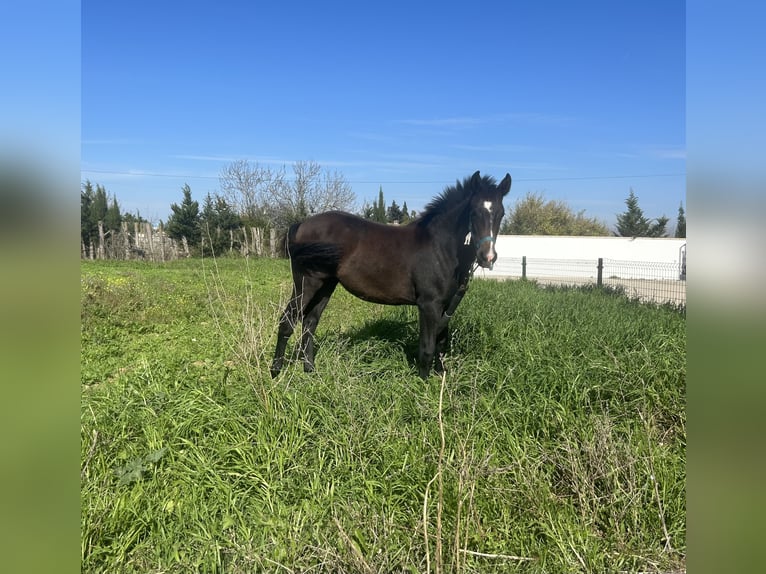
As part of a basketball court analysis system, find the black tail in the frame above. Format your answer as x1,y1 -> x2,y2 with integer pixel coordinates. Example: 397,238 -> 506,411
286,225 -> 342,275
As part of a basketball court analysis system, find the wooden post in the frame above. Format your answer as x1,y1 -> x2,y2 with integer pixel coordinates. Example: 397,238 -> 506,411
133,222 -> 140,256
239,227 -> 248,256
269,228 -> 277,258
597,257 -> 603,287
122,222 -> 130,259
253,227 -> 263,256
158,222 -> 166,261
144,222 -> 153,261
97,220 -> 105,259
521,255 -> 527,280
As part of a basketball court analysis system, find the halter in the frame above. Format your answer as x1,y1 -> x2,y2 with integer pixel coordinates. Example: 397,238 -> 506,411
465,210 -> 497,270
475,235 -> 495,247
466,212 -> 496,250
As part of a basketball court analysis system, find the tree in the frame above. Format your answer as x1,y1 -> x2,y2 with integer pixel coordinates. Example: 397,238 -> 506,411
122,209 -> 146,227
376,187 -> 386,223
104,196 -> 122,232
614,188 -> 668,237
90,183 -> 108,230
166,184 -> 201,248
219,159 -> 281,226
500,191 -> 610,236
386,199 -> 403,223
81,180 -> 96,250
675,202 -> 686,238
401,201 -> 411,224
263,160 -> 356,230
81,180 -> 126,251
200,192 -> 242,255
363,186 -> 388,223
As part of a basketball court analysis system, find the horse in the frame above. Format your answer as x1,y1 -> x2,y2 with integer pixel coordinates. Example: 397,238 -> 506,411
270,170 -> 512,379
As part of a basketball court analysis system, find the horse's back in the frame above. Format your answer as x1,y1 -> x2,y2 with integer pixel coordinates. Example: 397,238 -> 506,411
293,211 -> 387,241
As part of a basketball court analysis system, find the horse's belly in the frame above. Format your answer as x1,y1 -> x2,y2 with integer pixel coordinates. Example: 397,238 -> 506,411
337,267 -> 416,306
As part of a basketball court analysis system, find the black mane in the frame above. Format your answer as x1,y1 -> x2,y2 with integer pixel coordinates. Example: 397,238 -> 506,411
414,173 -> 498,227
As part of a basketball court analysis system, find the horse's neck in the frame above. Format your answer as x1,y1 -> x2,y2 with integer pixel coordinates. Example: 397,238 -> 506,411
429,204 -> 474,273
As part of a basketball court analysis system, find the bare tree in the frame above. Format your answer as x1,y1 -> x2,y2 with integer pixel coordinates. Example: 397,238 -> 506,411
219,159 -> 286,225
218,159 -> 355,233
264,160 -> 356,229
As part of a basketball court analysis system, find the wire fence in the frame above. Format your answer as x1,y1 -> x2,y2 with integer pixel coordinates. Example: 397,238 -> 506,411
478,256 -> 686,307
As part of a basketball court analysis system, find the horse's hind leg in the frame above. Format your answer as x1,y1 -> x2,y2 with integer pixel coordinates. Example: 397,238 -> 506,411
271,280 -> 303,378
300,278 -> 338,373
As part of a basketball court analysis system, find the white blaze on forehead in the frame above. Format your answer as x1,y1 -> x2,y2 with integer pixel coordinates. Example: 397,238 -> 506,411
483,201 -> 493,213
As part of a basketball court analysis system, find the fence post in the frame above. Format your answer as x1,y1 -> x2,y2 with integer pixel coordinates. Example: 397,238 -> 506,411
97,220 -> 105,259
158,222 -> 166,261
522,255 -> 527,280
597,257 -> 603,287
269,228 -> 277,258
121,222 -> 130,259
253,227 -> 262,256
145,222 -> 154,261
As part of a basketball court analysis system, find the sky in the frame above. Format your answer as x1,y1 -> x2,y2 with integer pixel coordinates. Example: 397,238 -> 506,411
81,1 -> 686,230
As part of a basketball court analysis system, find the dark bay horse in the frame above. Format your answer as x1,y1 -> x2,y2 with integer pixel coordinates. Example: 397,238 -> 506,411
271,170 -> 512,379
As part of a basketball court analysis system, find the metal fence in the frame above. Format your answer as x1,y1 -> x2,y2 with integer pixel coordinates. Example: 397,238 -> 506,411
477,256 -> 686,307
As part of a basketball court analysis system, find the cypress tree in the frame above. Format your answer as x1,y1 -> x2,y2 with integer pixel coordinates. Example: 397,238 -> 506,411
166,184 -> 201,248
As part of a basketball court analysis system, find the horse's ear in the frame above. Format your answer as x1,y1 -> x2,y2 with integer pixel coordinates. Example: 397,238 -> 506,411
470,170 -> 481,188
498,173 -> 512,196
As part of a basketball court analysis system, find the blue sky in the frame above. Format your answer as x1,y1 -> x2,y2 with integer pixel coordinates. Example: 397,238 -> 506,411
82,1 -> 685,229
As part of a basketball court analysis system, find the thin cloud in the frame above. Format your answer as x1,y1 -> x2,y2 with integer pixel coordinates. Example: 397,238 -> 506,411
171,154 -> 240,163
346,131 -> 398,143
645,146 -> 686,160
450,143 -> 539,154
396,112 -> 575,128
592,145 -> 686,161
172,154 -> 366,169
395,116 -> 487,128
82,138 -> 144,145
81,165 -> 219,180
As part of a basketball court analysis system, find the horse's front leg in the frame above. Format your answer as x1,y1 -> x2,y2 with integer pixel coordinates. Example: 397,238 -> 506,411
417,302 -> 445,379
434,322 -> 451,374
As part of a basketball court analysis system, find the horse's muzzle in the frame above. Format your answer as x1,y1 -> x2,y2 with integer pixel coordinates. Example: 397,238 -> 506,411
475,236 -> 497,269
476,253 -> 497,269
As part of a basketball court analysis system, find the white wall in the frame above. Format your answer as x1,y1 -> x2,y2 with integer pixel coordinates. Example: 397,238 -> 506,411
477,235 -> 687,280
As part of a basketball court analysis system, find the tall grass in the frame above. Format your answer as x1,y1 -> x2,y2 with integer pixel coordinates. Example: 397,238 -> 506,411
81,257 -> 685,573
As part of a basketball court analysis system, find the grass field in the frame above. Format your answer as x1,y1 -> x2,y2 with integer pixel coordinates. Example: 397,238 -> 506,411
81,257 -> 686,573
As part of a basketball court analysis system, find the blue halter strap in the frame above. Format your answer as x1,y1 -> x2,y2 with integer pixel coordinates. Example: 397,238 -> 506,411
476,235 -> 494,246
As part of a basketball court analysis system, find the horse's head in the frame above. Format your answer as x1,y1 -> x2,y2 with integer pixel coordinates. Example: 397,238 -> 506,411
467,170 -> 512,269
